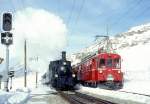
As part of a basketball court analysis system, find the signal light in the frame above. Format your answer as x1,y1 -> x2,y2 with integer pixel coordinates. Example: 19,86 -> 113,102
1,32 -> 13,45
2,13 -> 12,31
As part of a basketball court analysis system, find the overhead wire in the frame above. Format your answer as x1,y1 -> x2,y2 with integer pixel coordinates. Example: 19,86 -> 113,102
131,1 -> 150,20
74,0 -> 85,25
111,0 -> 144,28
69,0 -> 85,35
66,0 -> 76,27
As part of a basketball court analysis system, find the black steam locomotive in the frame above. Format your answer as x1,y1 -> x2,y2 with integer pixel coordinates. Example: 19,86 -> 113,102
49,51 -> 76,90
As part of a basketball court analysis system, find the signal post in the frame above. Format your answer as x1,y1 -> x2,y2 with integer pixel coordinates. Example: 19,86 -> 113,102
1,12 -> 13,92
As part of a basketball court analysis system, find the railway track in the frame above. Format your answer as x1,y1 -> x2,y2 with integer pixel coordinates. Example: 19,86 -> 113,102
117,90 -> 150,97
59,91 -> 116,104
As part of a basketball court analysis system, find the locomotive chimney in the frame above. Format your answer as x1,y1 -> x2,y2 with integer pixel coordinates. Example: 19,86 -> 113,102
62,51 -> 66,60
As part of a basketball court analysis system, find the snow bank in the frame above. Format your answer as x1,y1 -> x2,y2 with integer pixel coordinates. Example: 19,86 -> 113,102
8,92 -> 29,104
0,89 -> 30,104
0,91 -> 12,104
118,43 -> 150,94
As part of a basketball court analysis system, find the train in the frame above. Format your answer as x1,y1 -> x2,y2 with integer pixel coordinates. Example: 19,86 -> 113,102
72,48 -> 124,89
42,43 -> 123,90
48,51 -> 76,90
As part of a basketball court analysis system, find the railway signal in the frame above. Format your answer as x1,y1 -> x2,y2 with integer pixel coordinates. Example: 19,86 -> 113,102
2,13 -> 12,31
1,12 -> 13,92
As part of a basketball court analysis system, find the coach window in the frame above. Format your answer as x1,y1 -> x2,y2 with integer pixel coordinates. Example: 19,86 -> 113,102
99,59 -> 105,68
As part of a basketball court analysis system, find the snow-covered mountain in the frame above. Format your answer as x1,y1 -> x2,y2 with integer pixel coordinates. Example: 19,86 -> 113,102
70,23 -> 150,94
71,23 -> 150,65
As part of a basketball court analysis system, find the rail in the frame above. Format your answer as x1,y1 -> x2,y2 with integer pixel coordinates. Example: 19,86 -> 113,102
59,91 -> 116,104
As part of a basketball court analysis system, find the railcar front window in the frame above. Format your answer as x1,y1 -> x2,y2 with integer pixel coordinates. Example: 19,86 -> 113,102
106,59 -> 113,67
114,58 -> 121,68
99,59 -> 105,68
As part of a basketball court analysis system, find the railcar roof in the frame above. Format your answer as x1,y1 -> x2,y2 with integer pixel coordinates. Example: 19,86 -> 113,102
97,52 -> 121,58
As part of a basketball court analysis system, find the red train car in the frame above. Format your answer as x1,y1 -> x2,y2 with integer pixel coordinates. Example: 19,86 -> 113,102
73,50 -> 123,89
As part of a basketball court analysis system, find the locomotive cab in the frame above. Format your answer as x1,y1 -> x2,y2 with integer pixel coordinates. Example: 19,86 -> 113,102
98,53 -> 123,89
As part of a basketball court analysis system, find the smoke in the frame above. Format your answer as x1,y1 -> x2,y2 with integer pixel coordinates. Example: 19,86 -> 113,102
10,7 -> 68,72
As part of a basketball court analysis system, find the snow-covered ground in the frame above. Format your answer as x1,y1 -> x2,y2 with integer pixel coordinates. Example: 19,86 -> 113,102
79,86 -> 150,104
27,85 -> 69,104
0,72 -> 39,104
0,88 -> 30,104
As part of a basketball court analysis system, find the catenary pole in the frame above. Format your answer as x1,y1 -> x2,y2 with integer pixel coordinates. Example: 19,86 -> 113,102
24,39 -> 27,87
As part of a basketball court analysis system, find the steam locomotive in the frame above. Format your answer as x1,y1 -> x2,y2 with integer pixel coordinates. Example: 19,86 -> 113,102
49,51 -> 76,90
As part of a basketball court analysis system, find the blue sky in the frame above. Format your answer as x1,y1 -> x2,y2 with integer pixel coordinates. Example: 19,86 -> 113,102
1,0 -> 150,54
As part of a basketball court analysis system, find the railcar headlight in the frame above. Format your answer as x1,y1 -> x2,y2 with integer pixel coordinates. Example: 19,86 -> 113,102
99,70 -> 103,73
107,74 -> 114,81
72,74 -> 76,78
118,70 -> 121,73
55,74 -> 58,78
60,66 -> 65,71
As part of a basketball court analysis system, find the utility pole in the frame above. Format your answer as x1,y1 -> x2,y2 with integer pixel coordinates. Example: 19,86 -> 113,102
29,56 -> 39,88
36,72 -> 38,88
35,56 -> 38,88
24,39 -> 27,87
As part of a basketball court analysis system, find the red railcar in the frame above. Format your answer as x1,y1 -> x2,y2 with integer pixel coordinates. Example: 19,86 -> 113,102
73,51 -> 123,89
